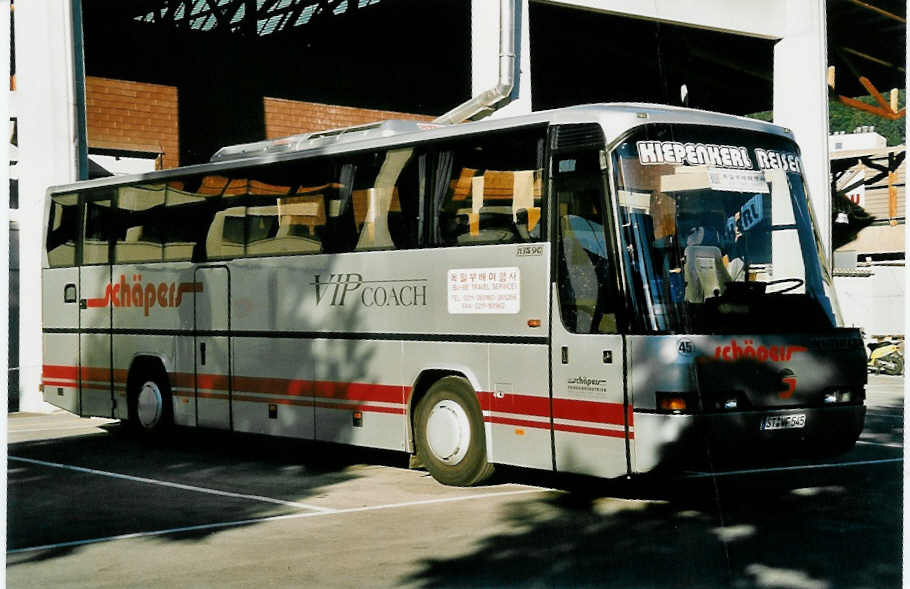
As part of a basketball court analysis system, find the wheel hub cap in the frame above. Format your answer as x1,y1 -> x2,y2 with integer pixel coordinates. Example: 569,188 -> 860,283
137,381 -> 163,429
426,400 -> 471,465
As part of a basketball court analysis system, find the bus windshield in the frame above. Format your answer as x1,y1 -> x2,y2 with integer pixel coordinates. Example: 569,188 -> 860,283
611,124 -> 839,334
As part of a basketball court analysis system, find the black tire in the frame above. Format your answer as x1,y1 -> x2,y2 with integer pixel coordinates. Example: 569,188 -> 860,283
414,376 -> 494,486
127,363 -> 174,435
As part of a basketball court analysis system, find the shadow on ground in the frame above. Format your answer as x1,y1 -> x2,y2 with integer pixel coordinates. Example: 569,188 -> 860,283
405,394 -> 903,589
7,424 -> 408,562
405,459 -> 901,588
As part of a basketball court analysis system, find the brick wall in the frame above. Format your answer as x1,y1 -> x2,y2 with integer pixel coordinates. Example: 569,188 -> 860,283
84,81 -> 431,170
264,97 -> 433,139
85,76 -> 180,169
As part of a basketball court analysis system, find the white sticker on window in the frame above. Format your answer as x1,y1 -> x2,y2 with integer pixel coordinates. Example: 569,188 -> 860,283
448,267 -> 520,314
707,169 -> 770,193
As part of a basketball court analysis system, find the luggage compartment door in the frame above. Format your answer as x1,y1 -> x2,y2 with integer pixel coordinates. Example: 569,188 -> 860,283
194,266 -> 232,430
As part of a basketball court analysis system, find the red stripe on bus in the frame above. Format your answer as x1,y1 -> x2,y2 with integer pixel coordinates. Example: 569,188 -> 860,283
42,380 -> 78,388
79,366 -> 110,382
313,381 -> 404,404
552,398 -> 632,427
314,402 -> 405,415
43,365 -> 78,379
191,394 -> 405,415
233,375 -> 313,396
44,365 -> 632,427
486,416 -> 550,430
479,390 -> 631,427
486,416 -> 631,439
84,297 -> 108,308
195,373 -> 231,392
233,394 -> 312,407
196,391 -> 229,401
171,372 -> 194,389
554,423 -> 632,439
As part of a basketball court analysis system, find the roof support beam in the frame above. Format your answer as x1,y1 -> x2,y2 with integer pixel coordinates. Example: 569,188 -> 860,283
204,0 -> 233,30
844,0 -> 905,24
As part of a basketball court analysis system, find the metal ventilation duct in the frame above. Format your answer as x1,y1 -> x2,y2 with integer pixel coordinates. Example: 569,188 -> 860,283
434,0 -> 516,125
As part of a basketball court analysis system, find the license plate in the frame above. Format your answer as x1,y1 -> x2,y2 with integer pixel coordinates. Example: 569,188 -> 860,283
760,414 -> 806,430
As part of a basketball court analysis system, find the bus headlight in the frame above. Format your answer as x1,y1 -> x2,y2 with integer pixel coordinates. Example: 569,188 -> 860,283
823,388 -> 854,404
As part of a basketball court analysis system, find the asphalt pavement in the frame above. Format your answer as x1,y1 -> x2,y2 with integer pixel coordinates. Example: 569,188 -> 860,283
6,374 -> 904,588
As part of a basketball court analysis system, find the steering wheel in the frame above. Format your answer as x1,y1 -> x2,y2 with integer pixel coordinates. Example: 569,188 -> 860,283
765,277 -> 804,294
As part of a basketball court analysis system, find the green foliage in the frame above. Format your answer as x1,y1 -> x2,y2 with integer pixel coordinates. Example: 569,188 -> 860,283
829,89 -> 905,146
746,89 -> 906,146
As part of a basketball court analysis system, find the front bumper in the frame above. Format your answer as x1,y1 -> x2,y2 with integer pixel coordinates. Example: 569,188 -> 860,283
632,403 -> 866,473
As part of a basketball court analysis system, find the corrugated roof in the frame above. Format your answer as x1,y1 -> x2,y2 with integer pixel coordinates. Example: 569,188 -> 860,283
133,0 -> 381,36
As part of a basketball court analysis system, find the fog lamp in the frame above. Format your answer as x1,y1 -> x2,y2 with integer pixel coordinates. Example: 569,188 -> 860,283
657,393 -> 689,413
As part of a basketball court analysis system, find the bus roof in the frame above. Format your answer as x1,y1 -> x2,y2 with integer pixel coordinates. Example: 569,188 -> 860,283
49,103 -> 793,194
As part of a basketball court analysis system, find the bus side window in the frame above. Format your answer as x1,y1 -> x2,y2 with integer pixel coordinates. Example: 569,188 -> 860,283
555,151 -> 619,334
47,193 -> 79,267
354,148 -> 416,251
430,129 -> 545,247
82,195 -> 114,265
115,184 -> 167,264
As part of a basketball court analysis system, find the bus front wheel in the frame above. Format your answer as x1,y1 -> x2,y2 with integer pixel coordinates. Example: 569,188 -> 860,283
415,376 -> 494,486
128,365 -> 174,434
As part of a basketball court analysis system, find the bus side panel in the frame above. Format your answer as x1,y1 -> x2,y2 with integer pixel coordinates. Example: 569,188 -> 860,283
231,336 -> 316,439
79,265 -> 113,418
401,342 -> 490,458
112,263 -> 197,424
42,267 -> 81,413
488,343 -> 552,470
172,335 -> 196,426
314,338 -> 406,451
111,334 -> 176,420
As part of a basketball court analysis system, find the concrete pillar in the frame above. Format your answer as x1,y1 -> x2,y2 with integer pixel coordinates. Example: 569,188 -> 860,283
773,0 -> 831,259
13,0 -> 79,412
472,0 -> 532,118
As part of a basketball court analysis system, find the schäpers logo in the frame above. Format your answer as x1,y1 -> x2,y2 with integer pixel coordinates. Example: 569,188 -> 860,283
86,274 -> 203,316
778,368 -> 797,399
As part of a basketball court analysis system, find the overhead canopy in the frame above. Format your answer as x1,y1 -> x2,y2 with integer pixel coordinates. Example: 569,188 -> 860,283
79,0 -> 905,165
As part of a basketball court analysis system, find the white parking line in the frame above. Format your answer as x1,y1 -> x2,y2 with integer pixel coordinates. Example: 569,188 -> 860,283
7,487 -> 548,555
684,457 -> 903,478
9,456 -> 337,513
857,440 -> 903,448
9,424 -> 113,434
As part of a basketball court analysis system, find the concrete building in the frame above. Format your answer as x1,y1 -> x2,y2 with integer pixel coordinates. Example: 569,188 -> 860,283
9,0 -> 905,410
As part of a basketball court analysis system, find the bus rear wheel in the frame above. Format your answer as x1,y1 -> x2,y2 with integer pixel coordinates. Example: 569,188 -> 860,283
415,376 -> 494,486
128,365 -> 174,434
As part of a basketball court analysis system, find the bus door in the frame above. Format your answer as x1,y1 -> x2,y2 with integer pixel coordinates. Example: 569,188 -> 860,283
549,138 -> 630,478
79,196 -> 114,417
194,266 -> 232,430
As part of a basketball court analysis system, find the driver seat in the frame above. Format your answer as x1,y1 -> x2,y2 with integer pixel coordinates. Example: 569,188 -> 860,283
684,245 -> 732,303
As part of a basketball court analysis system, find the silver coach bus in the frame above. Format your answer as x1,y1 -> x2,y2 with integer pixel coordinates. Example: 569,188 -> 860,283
42,104 -> 866,486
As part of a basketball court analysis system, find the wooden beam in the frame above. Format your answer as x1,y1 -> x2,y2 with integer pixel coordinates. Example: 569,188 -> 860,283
845,0 -> 905,24
838,95 -> 906,120
840,46 -> 906,73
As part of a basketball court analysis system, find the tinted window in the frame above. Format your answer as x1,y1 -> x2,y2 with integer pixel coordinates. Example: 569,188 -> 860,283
555,149 -> 621,334
83,194 -> 114,265
430,128 -> 545,247
46,193 -> 79,267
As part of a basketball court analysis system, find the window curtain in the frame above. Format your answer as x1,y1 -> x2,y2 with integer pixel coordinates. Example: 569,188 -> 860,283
432,151 -> 454,244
